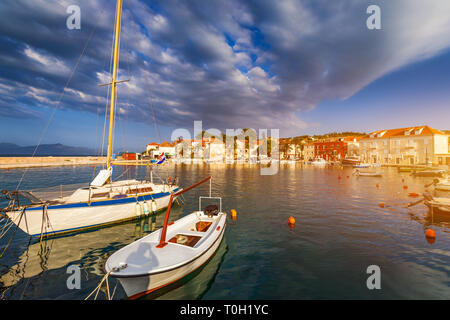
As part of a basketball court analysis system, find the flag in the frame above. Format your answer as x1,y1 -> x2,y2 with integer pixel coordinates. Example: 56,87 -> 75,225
157,153 -> 166,164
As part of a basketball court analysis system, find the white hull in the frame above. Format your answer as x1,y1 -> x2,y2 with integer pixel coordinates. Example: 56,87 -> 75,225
355,172 -> 382,177
106,211 -> 226,299
5,184 -> 181,237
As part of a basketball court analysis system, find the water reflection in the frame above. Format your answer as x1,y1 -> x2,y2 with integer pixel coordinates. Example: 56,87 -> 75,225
0,164 -> 449,299
0,207 -> 183,299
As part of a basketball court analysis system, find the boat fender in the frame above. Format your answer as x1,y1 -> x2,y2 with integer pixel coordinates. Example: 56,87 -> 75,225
151,200 -> 157,213
135,202 -> 142,217
143,201 -> 150,215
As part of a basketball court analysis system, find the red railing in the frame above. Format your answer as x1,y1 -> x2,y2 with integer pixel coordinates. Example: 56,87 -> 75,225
156,176 -> 212,248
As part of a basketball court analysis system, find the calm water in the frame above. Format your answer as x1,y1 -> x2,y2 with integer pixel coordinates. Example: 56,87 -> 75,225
0,163 -> 449,299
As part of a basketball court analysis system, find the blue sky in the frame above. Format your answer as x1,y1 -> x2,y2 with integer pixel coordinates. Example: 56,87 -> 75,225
0,0 -> 449,152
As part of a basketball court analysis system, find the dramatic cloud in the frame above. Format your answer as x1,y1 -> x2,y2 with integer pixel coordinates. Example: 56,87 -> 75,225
0,0 -> 450,136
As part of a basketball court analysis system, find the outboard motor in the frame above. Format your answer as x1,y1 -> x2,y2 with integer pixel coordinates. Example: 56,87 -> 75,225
204,204 -> 219,217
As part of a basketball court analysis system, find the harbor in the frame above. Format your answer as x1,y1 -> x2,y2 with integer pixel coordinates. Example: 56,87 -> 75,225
1,0 -> 450,308
0,163 -> 449,299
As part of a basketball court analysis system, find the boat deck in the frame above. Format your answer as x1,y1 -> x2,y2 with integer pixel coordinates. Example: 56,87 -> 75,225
106,211 -> 226,277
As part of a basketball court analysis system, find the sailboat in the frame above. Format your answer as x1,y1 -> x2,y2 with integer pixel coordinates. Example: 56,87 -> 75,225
0,0 -> 181,238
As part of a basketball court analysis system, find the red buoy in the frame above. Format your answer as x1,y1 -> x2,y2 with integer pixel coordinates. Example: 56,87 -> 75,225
288,216 -> 295,225
425,229 -> 436,238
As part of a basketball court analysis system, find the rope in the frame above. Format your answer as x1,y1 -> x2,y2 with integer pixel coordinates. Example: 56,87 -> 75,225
0,209 -> 25,259
85,264 -> 127,300
85,271 -> 112,300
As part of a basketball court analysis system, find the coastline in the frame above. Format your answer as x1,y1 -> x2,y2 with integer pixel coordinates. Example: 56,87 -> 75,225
0,156 -> 106,169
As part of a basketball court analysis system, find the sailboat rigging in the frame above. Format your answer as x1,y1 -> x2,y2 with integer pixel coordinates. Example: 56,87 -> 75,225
0,0 -> 182,238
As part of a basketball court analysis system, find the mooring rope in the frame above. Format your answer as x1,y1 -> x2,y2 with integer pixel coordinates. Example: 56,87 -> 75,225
0,209 -> 25,259
85,264 -> 127,300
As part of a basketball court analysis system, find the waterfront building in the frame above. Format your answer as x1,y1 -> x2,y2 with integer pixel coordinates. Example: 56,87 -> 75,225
204,137 -> 226,163
151,141 -> 175,159
303,143 -> 315,161
359,126 -> 450,166
145,142 -> 159,155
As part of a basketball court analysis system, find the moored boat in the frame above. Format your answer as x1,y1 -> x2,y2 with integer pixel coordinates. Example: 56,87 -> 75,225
342,156 -> 360,166
311,158 -> 327,166
105,176 -> 226,299
353,163 -> 370,168
423,193 -> 450,214
353,169 -> 382,177
435,178 -> 450,192
412,169 -> 446,177
0,0 -> 181,238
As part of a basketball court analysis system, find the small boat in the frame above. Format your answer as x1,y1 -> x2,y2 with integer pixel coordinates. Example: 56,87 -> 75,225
412,169 -> 446,177
353,169 -> 382,177
397,166 -> 427,173
353,163 -> 370,168
105,176 -> 226,299
423,193 -> 450,214
342,156 -> 360,166
435,178 -> 450,192
311,158 -> 327,166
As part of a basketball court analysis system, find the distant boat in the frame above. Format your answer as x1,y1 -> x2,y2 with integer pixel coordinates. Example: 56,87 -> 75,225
397,166 -> 427,173
353,163 -> 370,168
412,169 -> 446,177
105,176 -> 226,299
435,178 -> 450,191
423,193 -> 450,214
353,169 -> 382,177
342,156 -> 360,166
311,158 -> 327,166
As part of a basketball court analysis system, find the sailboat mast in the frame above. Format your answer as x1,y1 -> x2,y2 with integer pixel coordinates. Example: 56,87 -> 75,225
106,0 -> 123,171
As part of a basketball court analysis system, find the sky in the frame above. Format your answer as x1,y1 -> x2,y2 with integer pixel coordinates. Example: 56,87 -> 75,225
0,0 -> 449,152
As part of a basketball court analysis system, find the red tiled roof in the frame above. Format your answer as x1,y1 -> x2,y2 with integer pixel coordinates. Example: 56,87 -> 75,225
362,126 -> 445,139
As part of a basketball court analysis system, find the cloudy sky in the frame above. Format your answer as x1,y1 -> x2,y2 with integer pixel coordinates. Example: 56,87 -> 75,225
0,0 -> 450,152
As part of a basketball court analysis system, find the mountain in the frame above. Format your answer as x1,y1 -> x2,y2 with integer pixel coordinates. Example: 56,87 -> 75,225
0,143 -> 96,156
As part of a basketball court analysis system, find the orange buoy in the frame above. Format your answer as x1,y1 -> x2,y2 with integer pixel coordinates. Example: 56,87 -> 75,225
379,202 -> 385,208
338,176 -> 341,180
168,176 -> 172,182
230,209 -> 237,219
376,184 -> 379,188
347,175 -> 349,178
425,229 -> 436,239
288,216 -> 295,225
408,192 -> 419,198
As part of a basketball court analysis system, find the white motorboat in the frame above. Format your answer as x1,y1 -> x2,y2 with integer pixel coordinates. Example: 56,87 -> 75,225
105,176 -> 226,299
311,158 -> 327,166
435,178 -> 450,191
353,169 -> 382,177
412,169 -> 446,177
423,193 -> 450,214
353,163 -> 370,168
0,0 -> 180,238
341,156 -> 360,166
